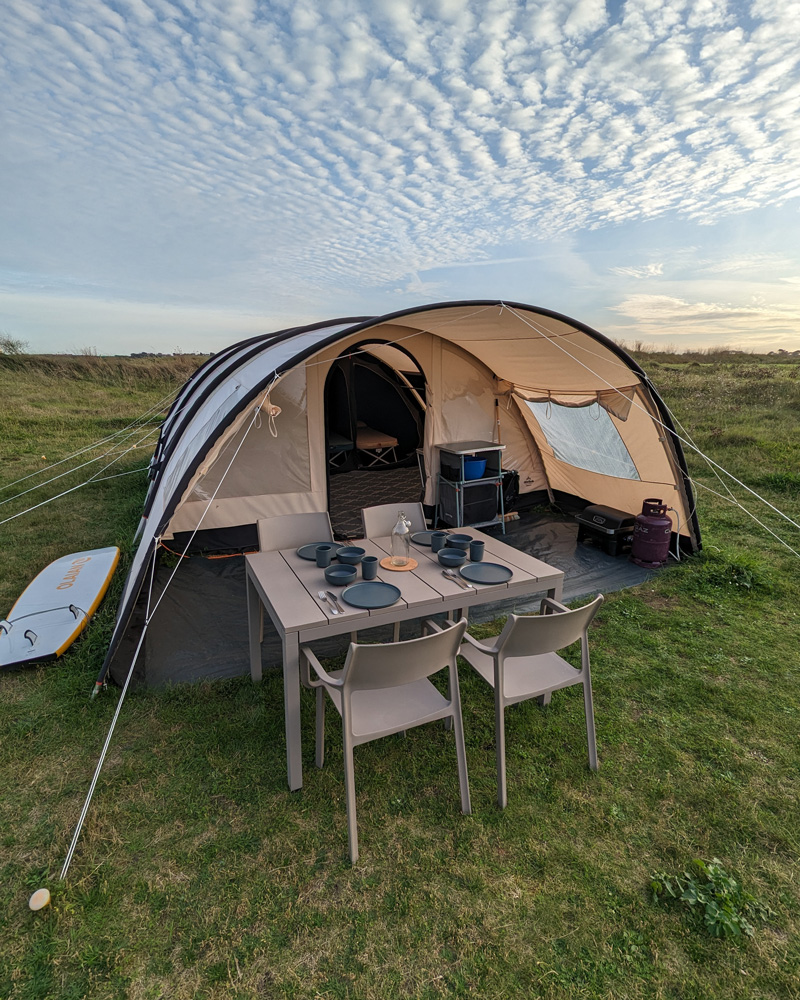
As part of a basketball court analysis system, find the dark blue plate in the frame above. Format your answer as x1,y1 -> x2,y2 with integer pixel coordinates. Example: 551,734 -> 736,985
459,562 -> 513,584
411,531 -> 434,546
296,542 -> 343,560
341,582 -> 402,609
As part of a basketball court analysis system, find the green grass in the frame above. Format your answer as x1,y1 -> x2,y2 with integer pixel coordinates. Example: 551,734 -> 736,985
1,353 -> 800,999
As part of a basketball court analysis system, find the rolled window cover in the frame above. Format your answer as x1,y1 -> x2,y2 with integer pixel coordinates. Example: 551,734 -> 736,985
511,384 -> 638,421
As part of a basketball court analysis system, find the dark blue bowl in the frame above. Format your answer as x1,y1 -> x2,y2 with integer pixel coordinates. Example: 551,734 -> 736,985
438,548 -> 467,567
337,546 -> 365,565
446,533 -> 473,550
324,565 -> 357,586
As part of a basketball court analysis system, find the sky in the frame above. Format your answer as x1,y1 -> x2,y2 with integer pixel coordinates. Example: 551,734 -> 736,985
2,0 -> 800,355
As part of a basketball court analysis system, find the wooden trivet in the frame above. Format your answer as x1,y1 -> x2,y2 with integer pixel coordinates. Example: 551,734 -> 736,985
379,556 -> 419,572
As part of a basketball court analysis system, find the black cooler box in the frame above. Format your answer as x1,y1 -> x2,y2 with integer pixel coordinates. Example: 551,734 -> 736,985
574,504 -> 636,556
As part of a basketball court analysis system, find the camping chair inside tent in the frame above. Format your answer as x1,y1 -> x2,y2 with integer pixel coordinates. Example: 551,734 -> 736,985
328,432 -> 354,468
455,594 -> 604,808
355,421 -> 398,466
300,618 -> 470,863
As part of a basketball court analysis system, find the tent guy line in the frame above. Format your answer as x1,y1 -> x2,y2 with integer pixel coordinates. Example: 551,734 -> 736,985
689,478 -> 800,560
60,536 -> 160,882
0,422 -> 160,511
0,386 -> 179,494
63,390 -> 270,881
0,428 -> 159,527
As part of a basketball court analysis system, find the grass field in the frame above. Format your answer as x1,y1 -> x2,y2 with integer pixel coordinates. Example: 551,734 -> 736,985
1,351 -> 799,999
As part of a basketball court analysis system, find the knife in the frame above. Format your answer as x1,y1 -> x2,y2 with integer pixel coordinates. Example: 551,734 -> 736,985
326,590 -> 345,614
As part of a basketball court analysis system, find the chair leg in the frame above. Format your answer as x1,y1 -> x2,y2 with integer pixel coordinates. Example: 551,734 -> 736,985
495,693 -> 508,809
450,706 -> 471,815
536,692 -> 552,707
583,680 -> 599,771
342,733 -> 359,864
392,622 -> 400,642
315,687 -> 326,769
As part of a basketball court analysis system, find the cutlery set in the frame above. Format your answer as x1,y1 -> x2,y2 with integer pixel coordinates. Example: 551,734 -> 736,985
318,589 -> 344,614
442,568 -> 474,590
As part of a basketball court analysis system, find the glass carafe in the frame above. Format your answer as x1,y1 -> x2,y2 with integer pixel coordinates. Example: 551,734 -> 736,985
390,511 -> 412,566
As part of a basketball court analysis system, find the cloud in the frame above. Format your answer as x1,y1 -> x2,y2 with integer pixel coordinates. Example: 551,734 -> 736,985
1,0 -> 800,350
610,264 -> 665,278
609,292 -> 800,349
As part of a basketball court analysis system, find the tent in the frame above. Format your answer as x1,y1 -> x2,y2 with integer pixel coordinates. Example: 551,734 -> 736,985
101,300 -> 700,687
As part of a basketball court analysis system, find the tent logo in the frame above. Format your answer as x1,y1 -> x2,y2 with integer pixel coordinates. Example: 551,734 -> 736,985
56,556 -> 92,590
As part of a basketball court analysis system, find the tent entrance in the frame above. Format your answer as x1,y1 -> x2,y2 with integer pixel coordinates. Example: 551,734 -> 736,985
324,343 -> 425,475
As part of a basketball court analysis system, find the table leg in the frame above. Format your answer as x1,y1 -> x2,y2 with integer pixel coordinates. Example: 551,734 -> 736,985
283,631 -> 303,791
547,577 -> 564,602
246,573 -> 263,683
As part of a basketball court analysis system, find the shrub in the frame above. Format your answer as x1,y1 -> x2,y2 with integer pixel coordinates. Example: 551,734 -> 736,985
0,332 -> 28,355
651,858 -> 775,939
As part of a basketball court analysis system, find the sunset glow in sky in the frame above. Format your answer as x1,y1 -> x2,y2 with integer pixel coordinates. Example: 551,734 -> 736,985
2,0 -> 799,354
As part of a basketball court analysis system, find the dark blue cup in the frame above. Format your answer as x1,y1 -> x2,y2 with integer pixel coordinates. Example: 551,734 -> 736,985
430,531 -> 448,552
361,555 -> 379,580
469,540 -> 485,562
315,543 -> 336,568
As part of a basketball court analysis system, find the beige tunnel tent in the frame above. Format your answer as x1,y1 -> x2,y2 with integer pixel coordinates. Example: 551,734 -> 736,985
101,300 -> 700,686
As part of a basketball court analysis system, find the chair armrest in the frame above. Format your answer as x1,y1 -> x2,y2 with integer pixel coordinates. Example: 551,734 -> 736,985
300,646 -> 344,688
460,631 -> 500,655
540,597 -> 570,615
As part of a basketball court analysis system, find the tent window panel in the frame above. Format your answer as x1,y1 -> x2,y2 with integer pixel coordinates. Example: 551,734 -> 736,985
527,401 -> 640,481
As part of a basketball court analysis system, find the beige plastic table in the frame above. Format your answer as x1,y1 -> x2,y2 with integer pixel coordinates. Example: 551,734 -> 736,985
245,527 -> 564,791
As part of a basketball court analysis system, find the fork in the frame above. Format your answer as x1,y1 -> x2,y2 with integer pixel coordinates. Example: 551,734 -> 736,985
318,589 -> 338,614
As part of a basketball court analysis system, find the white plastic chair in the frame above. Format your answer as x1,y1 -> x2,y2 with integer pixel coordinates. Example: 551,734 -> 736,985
360,502 -> 427,539
257,512 -> 334,551
458,595 -> 604,808
300,618 -> 471,863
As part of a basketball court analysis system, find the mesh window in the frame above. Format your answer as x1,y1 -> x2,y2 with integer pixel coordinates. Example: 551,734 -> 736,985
527,401 -> 640,480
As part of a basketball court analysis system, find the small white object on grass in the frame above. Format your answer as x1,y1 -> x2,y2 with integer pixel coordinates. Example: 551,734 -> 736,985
28,888 -> 51,911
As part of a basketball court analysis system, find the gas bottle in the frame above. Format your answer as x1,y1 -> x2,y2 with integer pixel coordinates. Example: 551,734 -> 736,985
630,498 -> 672,568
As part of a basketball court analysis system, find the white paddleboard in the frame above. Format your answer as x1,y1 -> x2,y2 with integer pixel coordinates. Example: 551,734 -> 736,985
0,547 -> 120,667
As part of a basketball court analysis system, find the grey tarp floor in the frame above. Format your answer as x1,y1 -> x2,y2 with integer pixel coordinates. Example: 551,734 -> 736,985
140,478 -> 655,686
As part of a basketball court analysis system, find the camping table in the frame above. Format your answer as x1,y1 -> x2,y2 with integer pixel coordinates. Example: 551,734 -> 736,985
245,527 -> 564,791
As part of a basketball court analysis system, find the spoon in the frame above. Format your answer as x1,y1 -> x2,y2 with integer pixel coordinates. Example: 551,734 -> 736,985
318,590 -> 338,614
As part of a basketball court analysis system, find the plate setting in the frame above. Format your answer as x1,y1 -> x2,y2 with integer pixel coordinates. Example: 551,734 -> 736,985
296,542 -> 344,560
459,562 -> 513,584
341,582 -> 402,609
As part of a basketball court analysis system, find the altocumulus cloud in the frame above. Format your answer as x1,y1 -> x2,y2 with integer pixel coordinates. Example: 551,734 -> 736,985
1,0 -> 799,321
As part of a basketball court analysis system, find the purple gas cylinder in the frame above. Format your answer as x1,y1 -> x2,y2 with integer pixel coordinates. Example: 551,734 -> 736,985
630,498 -> 672,568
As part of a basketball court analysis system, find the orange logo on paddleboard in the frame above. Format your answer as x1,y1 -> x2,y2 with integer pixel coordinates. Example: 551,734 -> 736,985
56,556 -> 92,590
